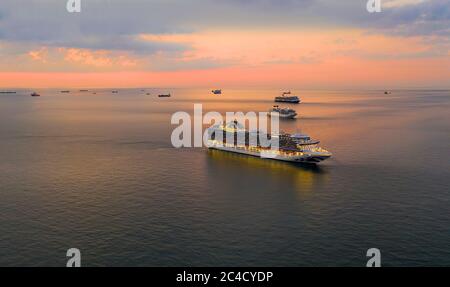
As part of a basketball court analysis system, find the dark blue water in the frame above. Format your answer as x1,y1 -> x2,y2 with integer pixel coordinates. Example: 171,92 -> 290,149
0,89 -> 449,266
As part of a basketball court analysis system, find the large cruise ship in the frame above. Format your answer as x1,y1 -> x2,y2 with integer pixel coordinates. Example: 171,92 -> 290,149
206,121 -> 332,164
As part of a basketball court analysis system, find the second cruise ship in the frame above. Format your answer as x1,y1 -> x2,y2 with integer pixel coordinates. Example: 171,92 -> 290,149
275,91 -> 301,103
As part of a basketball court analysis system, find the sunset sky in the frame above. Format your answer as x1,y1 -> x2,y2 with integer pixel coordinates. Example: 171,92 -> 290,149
0,0 -> 448,88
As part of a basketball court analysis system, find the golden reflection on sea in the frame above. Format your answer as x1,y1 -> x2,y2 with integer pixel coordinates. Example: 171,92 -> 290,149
206,149 -> 329,197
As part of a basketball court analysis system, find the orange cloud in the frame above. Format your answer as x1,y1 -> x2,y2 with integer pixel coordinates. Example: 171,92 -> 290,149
28,47 -> 48,63
3,28 -> 448,88
140,29 -> 445,66
61,48 -> 137,67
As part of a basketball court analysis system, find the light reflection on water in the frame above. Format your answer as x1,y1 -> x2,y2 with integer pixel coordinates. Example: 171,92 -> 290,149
206,149 -> 329,197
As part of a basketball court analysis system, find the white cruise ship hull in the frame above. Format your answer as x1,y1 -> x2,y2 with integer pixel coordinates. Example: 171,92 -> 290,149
208,144 -> 331,164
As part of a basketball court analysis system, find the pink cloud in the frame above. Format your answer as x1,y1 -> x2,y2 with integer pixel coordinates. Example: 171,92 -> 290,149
28,47 -> 48,63
61,48 -> 137,67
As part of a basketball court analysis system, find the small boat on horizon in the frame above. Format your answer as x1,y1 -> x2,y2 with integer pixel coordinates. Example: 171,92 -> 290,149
60,90 -> 70,93
269,105 -> 297,119
31,92 -> 40,97
112,90 -> 119,94
0,91 -> 16,94
212,89 -> 222,95
79,89 -> 89,92
158,93 -> 171,98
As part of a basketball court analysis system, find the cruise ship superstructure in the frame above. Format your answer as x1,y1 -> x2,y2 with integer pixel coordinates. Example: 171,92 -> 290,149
206,121 -> 332,164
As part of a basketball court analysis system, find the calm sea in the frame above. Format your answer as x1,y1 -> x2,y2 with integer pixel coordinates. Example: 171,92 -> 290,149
0,88 -> 449,266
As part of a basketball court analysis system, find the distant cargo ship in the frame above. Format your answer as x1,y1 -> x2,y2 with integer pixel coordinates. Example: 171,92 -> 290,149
158,94 -> 171,98
212,89 -> 222,95
207,121 -> 331,164
31,92 -> 40,97
275,91 -> 300,103
0,91 -> 16,94
60,90 -> 70,93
